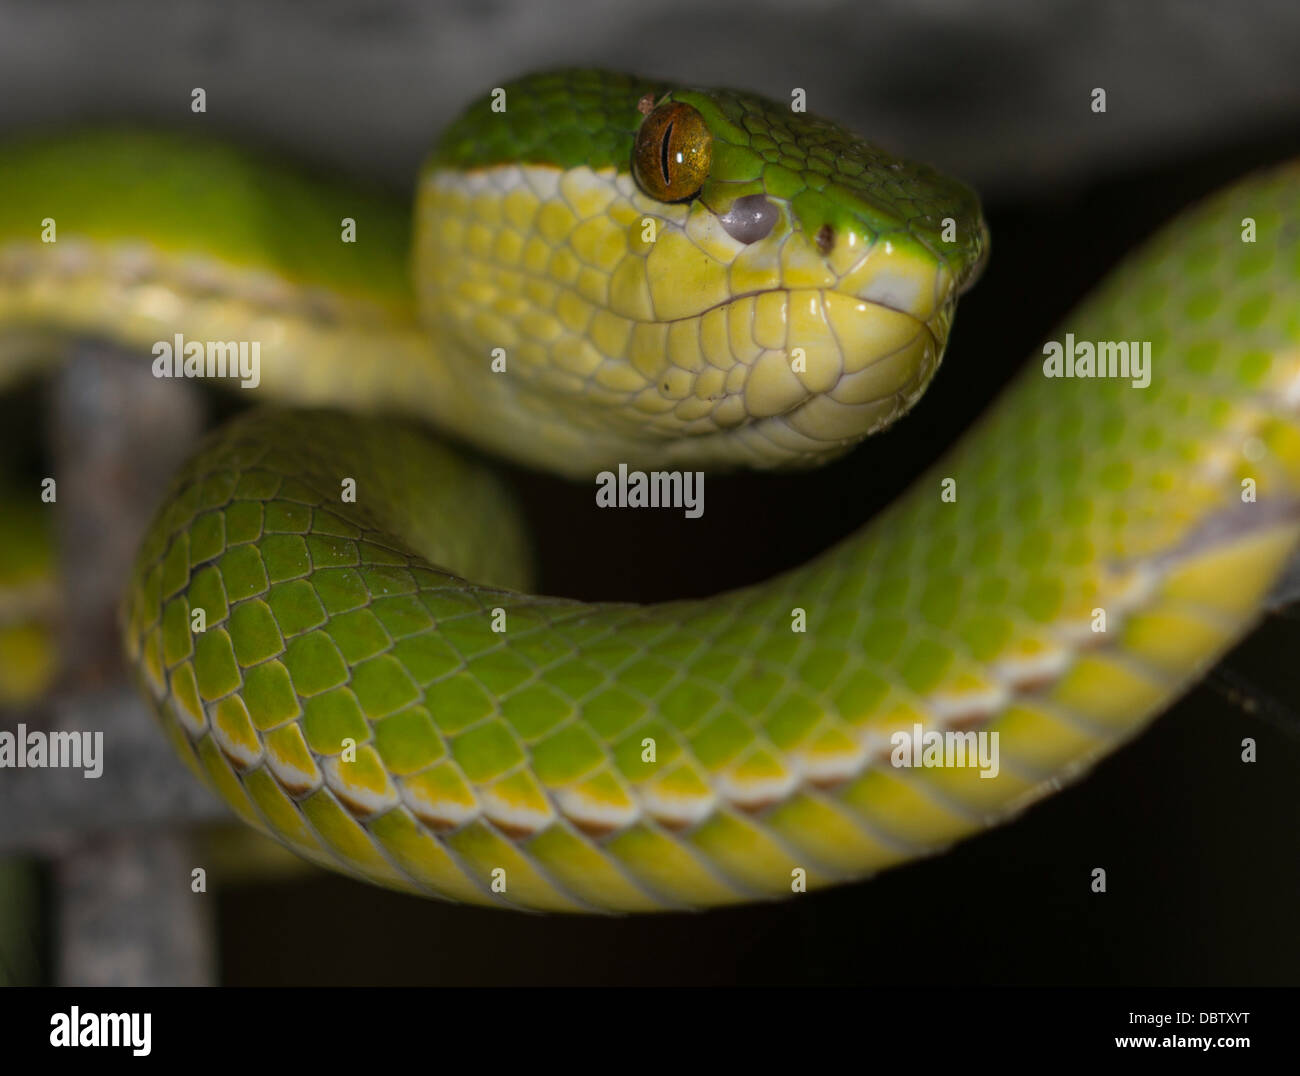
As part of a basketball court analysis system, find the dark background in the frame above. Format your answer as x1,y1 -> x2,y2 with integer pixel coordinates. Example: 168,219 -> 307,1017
1,0 -> 1298,985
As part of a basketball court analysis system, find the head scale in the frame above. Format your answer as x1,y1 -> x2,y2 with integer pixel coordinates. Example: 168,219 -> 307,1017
420,69 -> 988,475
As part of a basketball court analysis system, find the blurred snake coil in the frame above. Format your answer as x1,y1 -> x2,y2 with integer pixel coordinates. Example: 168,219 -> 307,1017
1,69 -> 1298,912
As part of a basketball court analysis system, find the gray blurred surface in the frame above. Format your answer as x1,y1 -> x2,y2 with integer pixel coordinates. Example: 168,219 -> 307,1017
0,354 -> 224,855
0,688 -> 226,855
47,349 -> 213,986
0,349 -> 217,985
0,0 -> 1295,199
55,831 -> 215,986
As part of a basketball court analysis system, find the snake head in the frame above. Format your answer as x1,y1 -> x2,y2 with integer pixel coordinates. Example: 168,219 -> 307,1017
420,70 -> 989,474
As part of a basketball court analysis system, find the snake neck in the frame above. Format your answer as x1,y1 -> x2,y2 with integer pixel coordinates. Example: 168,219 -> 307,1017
0,131 -> 494,447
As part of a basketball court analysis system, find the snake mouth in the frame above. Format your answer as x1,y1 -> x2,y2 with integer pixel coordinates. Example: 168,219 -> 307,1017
665,284 -> 928,328
626,283 -> 947,472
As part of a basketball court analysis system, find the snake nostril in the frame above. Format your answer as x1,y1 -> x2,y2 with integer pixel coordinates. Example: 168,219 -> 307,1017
718,194 -> 778,244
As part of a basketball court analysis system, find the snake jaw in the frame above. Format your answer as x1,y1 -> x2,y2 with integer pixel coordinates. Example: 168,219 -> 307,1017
414,69 -> 989,474
415,159 -> 974,473
634,191 -> 959,466
680,172 -> 981,464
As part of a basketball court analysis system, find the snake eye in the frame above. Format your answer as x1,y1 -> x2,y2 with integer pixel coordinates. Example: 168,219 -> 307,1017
632,101 -> 712,202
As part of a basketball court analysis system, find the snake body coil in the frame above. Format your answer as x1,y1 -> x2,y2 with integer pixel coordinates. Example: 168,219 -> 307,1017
2,70 -> 1298,911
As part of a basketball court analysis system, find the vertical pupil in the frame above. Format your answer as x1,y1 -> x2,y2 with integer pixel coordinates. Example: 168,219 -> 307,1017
660,121 -> 673,186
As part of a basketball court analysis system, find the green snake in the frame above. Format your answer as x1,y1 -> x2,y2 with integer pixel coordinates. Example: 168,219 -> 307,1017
3,68 -> 1298,913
